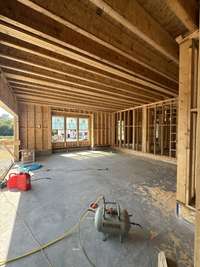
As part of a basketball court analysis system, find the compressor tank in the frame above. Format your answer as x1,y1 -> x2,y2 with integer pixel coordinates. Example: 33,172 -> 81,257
94,199 -> 131,242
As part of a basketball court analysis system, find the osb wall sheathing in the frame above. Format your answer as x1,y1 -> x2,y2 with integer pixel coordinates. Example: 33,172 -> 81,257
19,103 -> 51,153
93,112 -> 112,147
19,104 -> 113,153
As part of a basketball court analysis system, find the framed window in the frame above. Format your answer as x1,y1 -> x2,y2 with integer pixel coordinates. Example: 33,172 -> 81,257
79,118 -> 89,141
52,116 -> 65,142
66,117 -> 77,141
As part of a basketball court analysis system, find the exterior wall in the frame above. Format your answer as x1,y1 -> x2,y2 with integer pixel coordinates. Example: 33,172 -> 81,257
93,112 -> 112,147
19,104 -> 112,154
19,103 -> 52,154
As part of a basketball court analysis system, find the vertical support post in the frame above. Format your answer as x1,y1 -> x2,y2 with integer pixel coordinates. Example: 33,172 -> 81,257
96,112 -> 99,146
154,106 -> 156,155
169,102 -> 172,157
127,110 -> 130,148
100,112 -> 103,146
177,38 -> 193,204
90,114 -> 94,149
161,103 -> 164,156
111,113 -> 115,147
77,115 -> 79,147
194,36 -> 200,267
119,112 -> 122,148
14,114 -> 19,161
142,106 -> 147,153
132,109 -> 135,150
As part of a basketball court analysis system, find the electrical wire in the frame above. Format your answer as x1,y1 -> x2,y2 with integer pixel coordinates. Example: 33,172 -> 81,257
0,195 -> 103,266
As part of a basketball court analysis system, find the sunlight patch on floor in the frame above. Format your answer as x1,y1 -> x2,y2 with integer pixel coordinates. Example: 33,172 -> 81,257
59,150 -> 115,160
0,191 -> 21,259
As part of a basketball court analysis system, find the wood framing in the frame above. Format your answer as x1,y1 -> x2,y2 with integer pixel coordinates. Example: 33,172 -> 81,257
89,0 -> 179,63
166,0 -> 199,32
114,98 -> 177,159
194,32 -> 200,267
0,69 -> 18,115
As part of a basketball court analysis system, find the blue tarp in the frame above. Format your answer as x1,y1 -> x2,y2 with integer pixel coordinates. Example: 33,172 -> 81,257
19,163 -> 42,172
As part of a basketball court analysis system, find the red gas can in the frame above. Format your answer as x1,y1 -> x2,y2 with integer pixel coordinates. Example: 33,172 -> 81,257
7,172 -> 31,191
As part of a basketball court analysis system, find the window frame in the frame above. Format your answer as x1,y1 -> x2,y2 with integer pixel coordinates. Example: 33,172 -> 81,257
51,114 -> 90,144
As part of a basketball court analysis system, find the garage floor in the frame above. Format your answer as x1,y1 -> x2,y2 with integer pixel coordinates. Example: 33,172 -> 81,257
0,151 -> 194,267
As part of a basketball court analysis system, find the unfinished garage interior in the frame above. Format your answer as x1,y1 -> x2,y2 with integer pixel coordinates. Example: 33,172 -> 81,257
0,0 -> 199,266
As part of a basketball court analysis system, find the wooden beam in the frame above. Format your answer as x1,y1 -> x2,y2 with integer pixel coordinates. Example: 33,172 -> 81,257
4,72 -> 145,106
12,87 -> 126,109
11,83 -> 132,106
89,0 -> 178,63
16,94 -> 117,111
18,98 -> 112,113
15,0 -> 178,82
194,34 -> 200,267
166,0 -> 199,32
0,21 -> 177,96
0,56 -> 157,103
0,39 -> 172,100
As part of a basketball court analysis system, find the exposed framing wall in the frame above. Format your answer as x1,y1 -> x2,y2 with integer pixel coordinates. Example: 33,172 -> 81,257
114,98 -> 177,160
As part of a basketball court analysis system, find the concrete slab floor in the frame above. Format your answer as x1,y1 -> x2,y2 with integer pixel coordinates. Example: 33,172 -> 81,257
0,150 -> 194,267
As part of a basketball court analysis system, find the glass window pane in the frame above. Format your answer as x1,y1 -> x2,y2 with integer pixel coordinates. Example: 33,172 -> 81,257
66,117 -> 77,141
52,116 -> 65,142
79,118 -> 89,141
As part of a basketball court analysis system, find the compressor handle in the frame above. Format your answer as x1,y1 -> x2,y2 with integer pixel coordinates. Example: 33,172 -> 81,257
102,200 -> 121,220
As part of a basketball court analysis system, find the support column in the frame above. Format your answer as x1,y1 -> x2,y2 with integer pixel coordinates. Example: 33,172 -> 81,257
90,114 -> 94,148
194,36 -> 200,267
176,38 -> 193,204
142,106 -> 147,153
14,115 -> 19,161
119,112 -> 122,148
132,110 -> 135,150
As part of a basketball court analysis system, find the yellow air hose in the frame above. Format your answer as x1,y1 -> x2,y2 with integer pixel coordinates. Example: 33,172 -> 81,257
0,195 -> 103,266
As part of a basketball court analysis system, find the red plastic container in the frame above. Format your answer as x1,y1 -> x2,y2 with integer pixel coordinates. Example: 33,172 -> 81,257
7,172 -> 31,191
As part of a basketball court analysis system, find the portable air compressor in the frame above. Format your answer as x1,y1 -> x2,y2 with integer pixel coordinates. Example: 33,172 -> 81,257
94,197 -> 136,242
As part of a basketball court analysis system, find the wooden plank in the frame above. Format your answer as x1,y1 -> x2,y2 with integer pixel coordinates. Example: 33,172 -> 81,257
127,110 -> 130,148
15,93 -> 117,112
2,69 -> 142,105
90,0 -> 178,63
0,22 -> 177,96
158,251 -> 168,267
0,40 -> 172,100
176,39 -> 193,204
15,0 -> 179,83
132,110 -> 135,150
90,114 -> 94,148
166,0 -> 198,32
142,106 -> 147,152
194,35 -> 200,267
